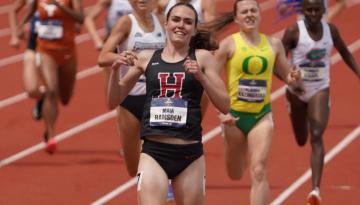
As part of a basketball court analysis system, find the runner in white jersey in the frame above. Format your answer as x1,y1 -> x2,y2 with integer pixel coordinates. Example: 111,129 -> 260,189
287,18 -> 333,102
106,0 -> 133,35
98,0 -> 166,178
282,0 -> 360,204
84,0 -> 133,116
117,13 -> 165,96
85,0 -> 133,50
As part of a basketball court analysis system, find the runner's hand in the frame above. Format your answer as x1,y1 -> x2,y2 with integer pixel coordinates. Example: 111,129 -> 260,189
183,56 -> 205,81
218,113 -> 239,126
95,40 -> 104,51
9,36 -> 21,48
287,66 -> 305,94
111,51 -> 138,70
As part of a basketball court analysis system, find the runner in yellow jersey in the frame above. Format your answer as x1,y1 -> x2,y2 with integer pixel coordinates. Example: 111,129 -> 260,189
226,32 -> 274,129
210,0 -> 302,204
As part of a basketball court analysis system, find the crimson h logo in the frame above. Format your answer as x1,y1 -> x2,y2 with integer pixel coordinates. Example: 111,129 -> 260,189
158,72 -> 185,98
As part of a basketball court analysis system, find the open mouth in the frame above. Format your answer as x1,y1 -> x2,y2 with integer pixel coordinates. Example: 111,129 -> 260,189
173,30 -> 187,38
244,17 -> 255,25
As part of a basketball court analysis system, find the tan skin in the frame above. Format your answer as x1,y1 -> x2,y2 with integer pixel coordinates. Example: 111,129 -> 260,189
84,0 -> 133,113
106,5 -> 229,204
282,0 -> 360,193
98,0 -> 162,177
8,0 -> 43,101
213,0 -> 301,204
24,0 -> 84,141
84,0 -> 113,50
9,0 -> 27,48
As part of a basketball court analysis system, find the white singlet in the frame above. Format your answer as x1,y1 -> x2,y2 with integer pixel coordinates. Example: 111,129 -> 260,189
288,19 -> 333,102
117,13 -> 166,96
106,0 -> 133,35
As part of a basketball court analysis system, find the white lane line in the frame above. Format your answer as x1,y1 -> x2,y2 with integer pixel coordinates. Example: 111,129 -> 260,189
270,126 -> 360,205
0,28 -> 105,69
0,36 -> 356,205
89,31 -> 360,205
90,126 -> 223,205
0,92 -> 28,109
2,31 -> 359,110
0,110 -> 116,168
0,6 -> 358,202
90,177 -> 138,205
91,127 -> 360,205
0,53 -> 23,68
0,4 -> 92,23
0,0 -> 274,67
0,0 -> 274,35
1,21 -> 359,164
0,4 -> 12,15
90,82 -> 287,205
0,27 -> 11,37
0,65 -> 101,109
267,38 -> 360,204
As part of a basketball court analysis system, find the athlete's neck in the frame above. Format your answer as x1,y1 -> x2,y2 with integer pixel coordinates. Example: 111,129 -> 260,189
162,44 -> 190,63
133,11 -> 154,33
240,31 -> 260,46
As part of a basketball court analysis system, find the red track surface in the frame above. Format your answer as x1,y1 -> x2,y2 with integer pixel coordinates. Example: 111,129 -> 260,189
0,0 -> 359,204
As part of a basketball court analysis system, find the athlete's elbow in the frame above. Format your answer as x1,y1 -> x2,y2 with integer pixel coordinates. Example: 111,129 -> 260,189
77,13 -> 85,24
97,55 -> 107,67
217,99 -> 230,114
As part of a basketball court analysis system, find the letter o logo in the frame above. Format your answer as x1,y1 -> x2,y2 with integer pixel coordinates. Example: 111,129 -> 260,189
242,56 -> 268,75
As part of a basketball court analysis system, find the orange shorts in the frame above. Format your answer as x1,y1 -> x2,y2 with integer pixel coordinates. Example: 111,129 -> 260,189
37,46 -> 76,67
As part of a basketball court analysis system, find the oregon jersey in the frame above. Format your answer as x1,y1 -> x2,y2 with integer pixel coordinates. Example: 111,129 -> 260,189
226,33 -> 275,113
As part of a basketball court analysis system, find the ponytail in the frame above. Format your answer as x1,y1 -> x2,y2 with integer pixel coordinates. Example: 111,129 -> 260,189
205,12 -> 235,33
205,0 -> 260,33
190,30 -> 218,51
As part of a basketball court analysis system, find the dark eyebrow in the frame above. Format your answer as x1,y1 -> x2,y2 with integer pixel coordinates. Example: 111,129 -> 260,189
171,15 -> 194,22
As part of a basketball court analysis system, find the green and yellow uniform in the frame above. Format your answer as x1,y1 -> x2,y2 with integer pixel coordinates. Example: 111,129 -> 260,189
226,33 -> 275,134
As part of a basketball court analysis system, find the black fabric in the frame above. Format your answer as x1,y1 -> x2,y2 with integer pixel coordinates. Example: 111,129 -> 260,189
141,139 -> 203,179
120,95 -> 146,121
141,49 -> 204,141
27,15 -> 38,51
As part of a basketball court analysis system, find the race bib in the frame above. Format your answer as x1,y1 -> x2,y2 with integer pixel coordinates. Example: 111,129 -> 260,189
37,20 -> 63,40
300,67 -> 325,82
237,79 -> 267,103
150,98 -> 188,128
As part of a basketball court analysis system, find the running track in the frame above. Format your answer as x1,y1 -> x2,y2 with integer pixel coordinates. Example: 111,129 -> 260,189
0,0 -> 359,204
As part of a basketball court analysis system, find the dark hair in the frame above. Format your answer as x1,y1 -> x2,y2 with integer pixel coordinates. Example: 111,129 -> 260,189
301,0 -> 325,11
206,0 -> 259,32
166,2 -> 199,27
166,3 -> 218,51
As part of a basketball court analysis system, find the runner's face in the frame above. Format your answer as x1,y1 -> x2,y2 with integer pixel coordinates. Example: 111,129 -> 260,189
129,0 -> 155,11
165,5 -> 196,46
234,0 -> 260,32
302,0 -> 324,25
